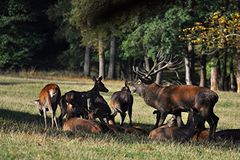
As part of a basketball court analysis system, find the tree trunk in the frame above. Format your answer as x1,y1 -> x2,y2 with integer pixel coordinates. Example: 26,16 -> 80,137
98,38 -> 105,79
230,57 -> 237,92
236,49 -> 240,93
220,51 -> 227,90
210,66 -> 219,91
155,63 -> 163,85
144,49 -> 150,71
184,56 -> 192,85
189,42 -> 195,84
107,35 -> 116,79
199,54 -> 206,87
83,46 -> 90,76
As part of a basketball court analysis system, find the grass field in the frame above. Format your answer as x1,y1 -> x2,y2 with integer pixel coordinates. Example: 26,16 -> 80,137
0,74 -> 240,160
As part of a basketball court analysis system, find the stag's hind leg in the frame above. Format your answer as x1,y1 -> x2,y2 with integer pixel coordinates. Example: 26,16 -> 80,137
207,113 -> 219,140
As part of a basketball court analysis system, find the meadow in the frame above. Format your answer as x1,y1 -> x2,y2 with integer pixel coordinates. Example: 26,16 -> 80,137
0,73 -> 239,160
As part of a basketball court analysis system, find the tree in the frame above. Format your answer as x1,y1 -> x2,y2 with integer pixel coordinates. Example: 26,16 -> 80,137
0,0 -> 52,70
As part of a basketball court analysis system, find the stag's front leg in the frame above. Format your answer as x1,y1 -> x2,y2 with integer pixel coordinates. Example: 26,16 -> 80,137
153,110 -> 161,128
157,112 -> 167,127
175,112 -> 184,127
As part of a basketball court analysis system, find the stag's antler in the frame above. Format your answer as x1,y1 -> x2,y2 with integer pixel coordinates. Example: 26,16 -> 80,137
133,49 -> 182,79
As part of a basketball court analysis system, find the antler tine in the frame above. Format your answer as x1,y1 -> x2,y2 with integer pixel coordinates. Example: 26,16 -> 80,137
145,49 -> 166,78
148,54 -> 182,77
132,66 -> 146,77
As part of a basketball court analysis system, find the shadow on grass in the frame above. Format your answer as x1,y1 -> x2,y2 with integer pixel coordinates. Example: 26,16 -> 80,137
0,108 -> 239,148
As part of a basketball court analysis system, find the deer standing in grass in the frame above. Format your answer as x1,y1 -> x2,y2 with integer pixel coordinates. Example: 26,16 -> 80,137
58,76 -> 110,124
34,83 -> 61,130
109,81 -> 133,126
128,51 -> 219,140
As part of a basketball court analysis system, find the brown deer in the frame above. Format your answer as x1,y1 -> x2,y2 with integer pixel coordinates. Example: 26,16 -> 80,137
128,52 -> 219,140
109,81 -> 133,126
63,118 -> 103,134
149,109 -> 203,141
58,76 -> 109,125
34,83 -> 61,130
192,129 -> 240,142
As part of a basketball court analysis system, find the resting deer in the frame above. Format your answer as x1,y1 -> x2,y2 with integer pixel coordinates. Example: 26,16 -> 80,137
192,128 -> 240,142
109,81 -> 133,126
149,109 -> 203,141
129,51 -> 219,140
34,83 -> 61,130
59,76 -> 109,125
63,118 -> 103,134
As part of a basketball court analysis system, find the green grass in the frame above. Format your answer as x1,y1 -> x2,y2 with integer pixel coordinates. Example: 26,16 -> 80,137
0,74 -> 239,160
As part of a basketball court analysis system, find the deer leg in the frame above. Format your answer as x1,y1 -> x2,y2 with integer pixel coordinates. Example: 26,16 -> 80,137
53,111 -> 59,130
157,112 -> 167,127
127,105 -> 133,126
175,112 -> 184,127
42,107 -> 47,130
154,110 -> 161,128
207,113 -> 219,140
120,112 -> 126,126
58,99 -> 67,126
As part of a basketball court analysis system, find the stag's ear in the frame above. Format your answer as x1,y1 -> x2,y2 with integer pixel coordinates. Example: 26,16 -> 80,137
98,76 -> 103,81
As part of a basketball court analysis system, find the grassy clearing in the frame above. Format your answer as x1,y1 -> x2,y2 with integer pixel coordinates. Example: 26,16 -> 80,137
0,75 -> 239,160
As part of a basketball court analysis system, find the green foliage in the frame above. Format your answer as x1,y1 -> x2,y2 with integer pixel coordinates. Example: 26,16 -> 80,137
47,0 -> 84,70
121,6 -> 190,60
0,0 -> 50,70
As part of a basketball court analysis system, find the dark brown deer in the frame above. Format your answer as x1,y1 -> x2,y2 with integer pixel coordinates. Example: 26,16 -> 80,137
34,83 -> 61,130
58,76 -> 108,125
87,93 -> 115,124
128,52 -> 219,140
109,81 -> 134,126
149,109 -> 203,141
192,128 -> 240,142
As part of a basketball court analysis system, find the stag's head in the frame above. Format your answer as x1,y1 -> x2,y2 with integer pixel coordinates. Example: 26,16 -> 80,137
128,51 -> 181,95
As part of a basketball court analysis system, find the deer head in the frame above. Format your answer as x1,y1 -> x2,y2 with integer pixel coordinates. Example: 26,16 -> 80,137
92,76 -> 109,93
128,50 -> 182,94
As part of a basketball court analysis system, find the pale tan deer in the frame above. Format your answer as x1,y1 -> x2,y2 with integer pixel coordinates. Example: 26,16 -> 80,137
34,83 -> 61,130
148,109 -> 203,141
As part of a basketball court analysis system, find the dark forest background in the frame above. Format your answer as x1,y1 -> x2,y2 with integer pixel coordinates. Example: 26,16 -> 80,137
0,0 -> 239,92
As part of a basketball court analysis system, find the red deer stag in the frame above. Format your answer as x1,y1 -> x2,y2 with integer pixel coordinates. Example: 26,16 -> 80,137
128,52 -> 219,140
34,83 -> 61,130
109,81 -> 133,126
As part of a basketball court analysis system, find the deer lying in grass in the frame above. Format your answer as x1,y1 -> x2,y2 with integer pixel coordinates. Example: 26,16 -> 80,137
63,118 -> 103,134
59,76 -> 109,124
148,109 -> 203,141
192,129 -> 240,142
129,51 -> 219,140
34,83 -> 61,130
104,124 -> 148,136
109,81 -> 133,126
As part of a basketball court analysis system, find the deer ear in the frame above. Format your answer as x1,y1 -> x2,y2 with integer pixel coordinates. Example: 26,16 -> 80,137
124,80 -> 128,87
92,76 -> 97,82
98,76 -> 103,81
